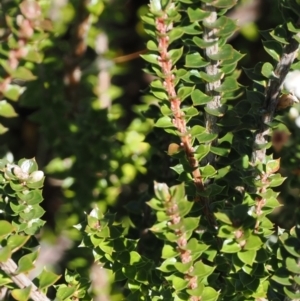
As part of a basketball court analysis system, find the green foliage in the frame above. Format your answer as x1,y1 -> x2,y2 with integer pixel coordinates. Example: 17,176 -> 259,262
1,0 -> 300,301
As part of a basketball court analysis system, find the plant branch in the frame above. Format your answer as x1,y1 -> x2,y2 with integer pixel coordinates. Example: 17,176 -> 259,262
155,9 -> 204,193
253,19 -> 300,163
154,5 -> 218,228
0,257 -> 50,301
202,3 -> 223,164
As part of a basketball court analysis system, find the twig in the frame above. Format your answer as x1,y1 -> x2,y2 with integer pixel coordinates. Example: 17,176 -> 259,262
253,19 -> 300,163
155,8 -> 204,193
0,257 -> 50,301
202,3 -> 223,165
153,4 -> 218,228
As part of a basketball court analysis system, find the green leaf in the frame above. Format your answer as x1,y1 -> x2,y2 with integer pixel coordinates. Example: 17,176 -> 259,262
187,7 -> 210,22
262,40 -> 282,61
25,49 -> 43,63
198,184 -> 224,197
169,48 -> 183,65
201,165 -> 217,178
184,107 -> 198,117
0,271 -> 12,286
215,77 -> 239,92
122,265 -> 137,281
177,86 -> 194,101
244,235 -> 263,251
56,285 -> 77,300
7,235 -> 30,252
169,28 -> 184,44
182,22 -> 202,35
161,104 -> 172,115
155,116 -> 174,128
270,26 -> 289,44
199,71 -> 223,82
193,36 -> 216,49
158,257 -> 177,272
17,190 -> 43,205
204,107 -> 225,117
146,40 -> 157,51
162,243 -> 179,259
187,238 -> 209,254
174,261 -> 193,274
237,250 -> 256,266
190,261 -> 215,278
210,141 -> 231,156
0,221 -> 14,239
218,225 -> 235,238
221,240 -> 241,253
171,164 -> 184,175
3,85 -> 24,101
191,89 -> 213,105
147,198 -> 164,211
195,131 -> 218,143
199,288 -> 218,301
167,273 -> 188,291
16,251 -> 38,274
261,62 -> 274,78
207,45 -> 233,61
11,286 -> 31,301
10,66 -> 36,81
284,286 -> 300,299
185,53 -> 209,68
271,267 -> 292,285
152,89 -> 168,100
280,233 -> 300,258
217,18 -> 237,38
0,100 -> 17,118
140,53 -> 159,65
286,256 -> 300,274
287,21 -> 300,33
268,174 -> 286,187
0,123 -> 8,134
266,159 -> 280,174
215,212 -> 232,225
39,269 -> 61,289
191,125 -> 206,136
195,144 -> 210,161
0,246 -> 12,262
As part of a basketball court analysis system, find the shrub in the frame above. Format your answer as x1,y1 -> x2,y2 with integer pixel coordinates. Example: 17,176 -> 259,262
1,0 -> 300,300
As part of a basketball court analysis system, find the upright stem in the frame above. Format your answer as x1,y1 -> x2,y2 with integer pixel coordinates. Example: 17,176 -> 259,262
202,3 -> 222,164
155,11 -> 205,193
252,20 -> 300,163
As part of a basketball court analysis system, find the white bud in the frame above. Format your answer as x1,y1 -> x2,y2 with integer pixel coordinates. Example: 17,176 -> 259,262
295,116 -> 300,128
289,107 -> 299,119
283,70 -> 300,100
150,0 -> 161,12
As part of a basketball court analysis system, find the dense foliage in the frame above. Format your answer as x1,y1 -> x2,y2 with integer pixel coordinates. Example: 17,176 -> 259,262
1,0 -> 300,300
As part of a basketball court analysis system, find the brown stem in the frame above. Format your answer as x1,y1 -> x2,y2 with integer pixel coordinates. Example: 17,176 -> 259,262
155,13 -> 204,193
0,257 -> 50,301
154,9 -> 218,229
253,19 -> 300,163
